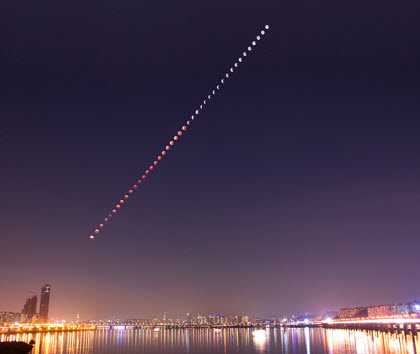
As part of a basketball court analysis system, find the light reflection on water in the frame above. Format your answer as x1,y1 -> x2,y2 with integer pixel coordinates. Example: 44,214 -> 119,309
1,328 -> 419,353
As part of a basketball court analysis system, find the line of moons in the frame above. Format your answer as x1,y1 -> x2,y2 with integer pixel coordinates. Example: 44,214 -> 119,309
90,25 -> 270,239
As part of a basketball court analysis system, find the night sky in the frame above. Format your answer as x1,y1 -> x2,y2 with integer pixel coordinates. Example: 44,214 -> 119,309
2,2 -> 420,321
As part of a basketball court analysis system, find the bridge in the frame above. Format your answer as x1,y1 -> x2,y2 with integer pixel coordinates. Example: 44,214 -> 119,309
0,323 -> 96,335
96,317 -> 420,334
322,317 -> 420,333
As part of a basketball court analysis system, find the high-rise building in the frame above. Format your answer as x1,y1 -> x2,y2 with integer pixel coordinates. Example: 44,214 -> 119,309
392,301 -> 420,315
22,295 -> 37,322
39,284 -> 51,323
367,304 -> 392,318
0,312 -> 25,323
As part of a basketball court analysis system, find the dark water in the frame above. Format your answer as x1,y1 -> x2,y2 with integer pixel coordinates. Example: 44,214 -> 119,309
1,328 -> 419,353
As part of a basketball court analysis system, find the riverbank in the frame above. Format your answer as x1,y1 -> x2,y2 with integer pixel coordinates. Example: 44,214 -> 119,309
0,341 -> 34,353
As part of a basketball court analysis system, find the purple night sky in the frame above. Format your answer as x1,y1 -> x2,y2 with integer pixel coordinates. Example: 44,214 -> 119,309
1,2 -> 419,321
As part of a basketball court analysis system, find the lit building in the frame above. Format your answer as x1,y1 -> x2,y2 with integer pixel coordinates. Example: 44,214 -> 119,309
392,301 -> 420,315
413,301 -> 420,313
0,312 -> 25,323
197,315 -> 207,324
22,295 -> 37,322
339,308 -> 354,319
241,316 -> 249,324
367,305 -> 392,318
340,300 -> 420,320
39,284 -> 51,323
126,319 -> 151,325
339,307 -> 367,319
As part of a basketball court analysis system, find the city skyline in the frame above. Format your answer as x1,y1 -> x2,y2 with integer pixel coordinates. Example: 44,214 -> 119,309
1,1 -> 419,321
1,282 -> 418,323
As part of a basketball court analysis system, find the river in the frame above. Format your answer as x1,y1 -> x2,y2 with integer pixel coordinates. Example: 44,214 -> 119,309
1,327 -> 419,353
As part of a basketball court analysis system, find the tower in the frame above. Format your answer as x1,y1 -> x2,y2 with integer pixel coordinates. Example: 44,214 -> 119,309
39,284 -> 51,323
22,295 -> 37,322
